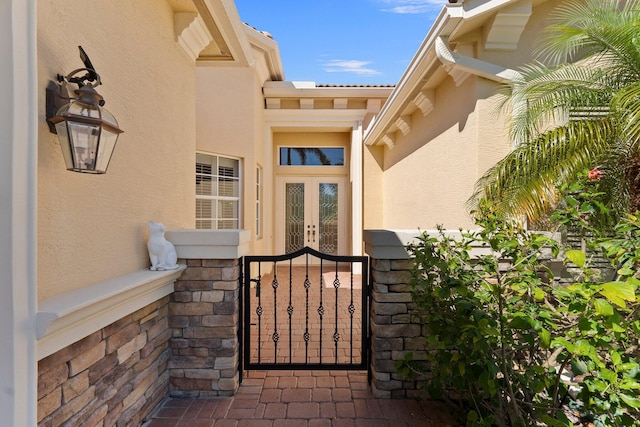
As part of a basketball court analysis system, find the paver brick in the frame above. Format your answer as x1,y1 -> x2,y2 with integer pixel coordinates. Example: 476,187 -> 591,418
287,402 -> 319,418
281,388 -> 311,402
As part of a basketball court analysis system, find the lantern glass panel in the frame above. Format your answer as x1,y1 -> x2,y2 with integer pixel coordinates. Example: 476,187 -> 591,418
67,121 -> 100,171
54,120 -> 74,170
94,129 -> 119,173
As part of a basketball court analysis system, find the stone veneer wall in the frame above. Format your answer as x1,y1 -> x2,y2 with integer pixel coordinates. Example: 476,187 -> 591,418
365,229 -> 562,398
168,258 -> 241,397
37,296 -> 171,426
370,258 -> 429,399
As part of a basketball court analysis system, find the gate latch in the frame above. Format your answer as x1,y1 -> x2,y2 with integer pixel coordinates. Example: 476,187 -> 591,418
250,277 -> 261,297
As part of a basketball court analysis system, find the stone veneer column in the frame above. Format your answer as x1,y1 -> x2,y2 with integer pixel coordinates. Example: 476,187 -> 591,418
364,229 -> 429,398
165,229 -> 250,397
169,258 -> 240,396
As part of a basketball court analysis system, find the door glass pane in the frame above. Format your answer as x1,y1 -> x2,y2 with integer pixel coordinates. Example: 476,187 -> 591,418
318,183 -> 338,254
279,147 -> 344,166
285,183 -> 305,253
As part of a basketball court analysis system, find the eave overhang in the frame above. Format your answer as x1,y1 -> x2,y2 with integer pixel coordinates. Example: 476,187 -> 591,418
363,0 -> 535,147
243,25 -> 285,81
168,0 -> 255,66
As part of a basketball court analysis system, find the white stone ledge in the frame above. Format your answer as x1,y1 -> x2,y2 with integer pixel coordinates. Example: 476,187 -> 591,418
364,229 -> 560,260
364,229 -> 434,259
165,229 -> 251,259
37,266 -> 185,360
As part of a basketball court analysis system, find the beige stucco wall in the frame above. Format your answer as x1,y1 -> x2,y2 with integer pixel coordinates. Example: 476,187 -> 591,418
38,0 -> 196,300
362,144 -> 384,230
378,76 -> 508,230
195,66 -> 267,255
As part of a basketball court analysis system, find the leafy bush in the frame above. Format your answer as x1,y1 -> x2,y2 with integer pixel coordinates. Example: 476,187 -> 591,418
400,204 -> 640,426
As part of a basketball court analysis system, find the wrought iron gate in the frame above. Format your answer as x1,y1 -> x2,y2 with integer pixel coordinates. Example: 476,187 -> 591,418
241,247 -> 369,374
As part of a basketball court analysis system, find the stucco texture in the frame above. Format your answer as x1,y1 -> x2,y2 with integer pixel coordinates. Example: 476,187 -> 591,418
38,0 -> 196,300
196,66 -> 266,253
376,77 -> 509,230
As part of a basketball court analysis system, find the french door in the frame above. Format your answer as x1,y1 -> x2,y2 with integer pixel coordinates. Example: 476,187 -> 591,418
277,176 -> 347,256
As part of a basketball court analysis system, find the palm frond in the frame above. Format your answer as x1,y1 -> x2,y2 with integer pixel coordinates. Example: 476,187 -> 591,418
471,0 -> 640,223
612,81 -> 640,151
537,0 -> 640,69
469,119 -> 619,221
507,63 -> 612,143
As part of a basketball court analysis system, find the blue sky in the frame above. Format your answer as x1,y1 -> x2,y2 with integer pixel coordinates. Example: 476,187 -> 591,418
233,0 -> 443,86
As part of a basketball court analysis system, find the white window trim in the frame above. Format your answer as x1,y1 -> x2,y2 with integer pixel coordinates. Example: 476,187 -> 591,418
256,165 -> 263,239
196,152 -> 243,230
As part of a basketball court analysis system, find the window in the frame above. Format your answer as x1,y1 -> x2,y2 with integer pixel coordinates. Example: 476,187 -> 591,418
256,166 -> 263,239
195,153 -> 240,230
279,147 -> 344,166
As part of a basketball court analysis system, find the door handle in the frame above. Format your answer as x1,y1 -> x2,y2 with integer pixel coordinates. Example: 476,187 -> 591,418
312,225 -> 316,243
307,225 -> 311,243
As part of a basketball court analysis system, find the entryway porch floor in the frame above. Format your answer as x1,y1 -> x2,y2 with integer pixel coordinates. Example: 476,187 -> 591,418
144,369 -> 459,426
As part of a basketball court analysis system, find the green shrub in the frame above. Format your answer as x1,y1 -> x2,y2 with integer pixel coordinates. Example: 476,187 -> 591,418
400,205 -> 640,426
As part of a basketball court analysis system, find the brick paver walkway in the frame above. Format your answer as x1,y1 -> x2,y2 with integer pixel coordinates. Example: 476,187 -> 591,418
145,369 -> 459,426
145,263 -> 460,426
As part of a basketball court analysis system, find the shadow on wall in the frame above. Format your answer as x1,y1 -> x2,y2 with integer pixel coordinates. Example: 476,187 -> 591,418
378,76 -> 481,171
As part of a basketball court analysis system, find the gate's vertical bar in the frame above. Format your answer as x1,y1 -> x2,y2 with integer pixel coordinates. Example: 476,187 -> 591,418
239,257 -> 244,383
256,262 -> 262,363
271,261 -> 279,362
288,259 -> 293,364
318,259 -> 324,363
304,253 -> 310,363
333,261 -> 339,364
349,263 -> 355,363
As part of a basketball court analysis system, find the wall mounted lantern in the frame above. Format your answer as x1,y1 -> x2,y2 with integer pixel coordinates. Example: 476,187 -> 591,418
46,46 -> 123,174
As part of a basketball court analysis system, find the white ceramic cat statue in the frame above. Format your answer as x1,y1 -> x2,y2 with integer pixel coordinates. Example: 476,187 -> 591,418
147,220 -> 179,271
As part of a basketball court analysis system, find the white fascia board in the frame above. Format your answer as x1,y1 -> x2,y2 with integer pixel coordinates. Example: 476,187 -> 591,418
243,25 -> 284,81
265,108 -> 373,128
263,81 -> 394,99
449,0 -> 519,20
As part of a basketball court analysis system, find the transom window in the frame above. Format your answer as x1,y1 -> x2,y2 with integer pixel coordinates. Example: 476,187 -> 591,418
279,147 -> 344,166
195,153 -> 240,230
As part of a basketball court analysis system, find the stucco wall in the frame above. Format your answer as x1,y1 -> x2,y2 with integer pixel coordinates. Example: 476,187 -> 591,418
195,66 -> 266,254
363,144 -> 384,230
377,76 -> 508,230
367,0 -> 561,231
37,0 -> 196,300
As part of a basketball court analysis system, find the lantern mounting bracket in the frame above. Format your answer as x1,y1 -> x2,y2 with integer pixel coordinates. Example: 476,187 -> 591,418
67,46 -> 99,86
44,46 -> 123,174
46,46 -> 105,133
